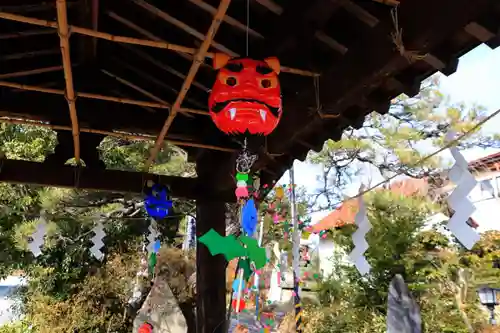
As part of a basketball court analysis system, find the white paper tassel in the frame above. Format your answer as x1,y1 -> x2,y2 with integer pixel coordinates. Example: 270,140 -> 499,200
28,214 -> 47,257
446,132 -> 480,250
146,219 -> 160,255
349,193 -> 371,275
90,221 -> 106,260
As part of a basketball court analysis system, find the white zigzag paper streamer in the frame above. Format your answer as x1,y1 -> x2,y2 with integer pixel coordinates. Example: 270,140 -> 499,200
28,214 -> 47,257
445,132 -> 480,250
90,221 -> 106,260
348,194 -> 371,275
146,219 -> 160,255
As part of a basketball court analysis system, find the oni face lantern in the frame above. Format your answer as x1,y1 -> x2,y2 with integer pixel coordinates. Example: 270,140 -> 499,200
208,54 -> 282,136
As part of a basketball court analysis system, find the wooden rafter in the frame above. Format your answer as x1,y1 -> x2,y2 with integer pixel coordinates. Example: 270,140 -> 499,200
0,28 -> 55,39
131,0 -> 237,56
110,57 -> 206,110
0,49 -> 60,61
144,0 -> 232,170
0,11 -> 318,77
187,0 -> 264,38
120,44 -> 210,92
56,0 -> 80,164
0,65 -> 64,79
0,80 -> 209,115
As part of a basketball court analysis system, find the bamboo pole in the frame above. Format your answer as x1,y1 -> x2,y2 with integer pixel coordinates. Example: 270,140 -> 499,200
56,0 -> 80,164
0,11 -> 319,77
0,117 -> 236,153
144,0 -> 232,170
0,80 -> 209,115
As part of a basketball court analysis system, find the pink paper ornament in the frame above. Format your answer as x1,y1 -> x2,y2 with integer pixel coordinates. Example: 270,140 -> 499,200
235,186 -> 249,198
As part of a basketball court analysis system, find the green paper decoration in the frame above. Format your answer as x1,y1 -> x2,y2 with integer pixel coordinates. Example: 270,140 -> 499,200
239,236 -> 267,269
236,173 -> 249,181
198,229 -> 246,261
198,229 -> 267,269
239,258 -> 253,281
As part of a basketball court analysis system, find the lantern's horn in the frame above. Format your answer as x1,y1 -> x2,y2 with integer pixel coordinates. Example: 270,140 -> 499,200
213,53 -> 231,70
264,57 -> 280,74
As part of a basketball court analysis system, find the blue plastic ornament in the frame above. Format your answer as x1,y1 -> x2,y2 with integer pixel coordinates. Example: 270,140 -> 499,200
153,239 -> 161,253
242,199 -> 258,236
232,278 -> 244,293
145,184 -> 173,219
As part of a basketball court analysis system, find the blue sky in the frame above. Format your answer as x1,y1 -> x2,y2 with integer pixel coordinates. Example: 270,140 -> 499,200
279,44 -> 500,222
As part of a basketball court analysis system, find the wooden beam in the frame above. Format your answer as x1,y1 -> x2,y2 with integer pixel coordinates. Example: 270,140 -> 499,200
315,31 -> 348,54
254,0 -> 283,15
269,0 -> 492,154
342,0 -> 379,27
0,158 -> 234,201
145,0 -> 232,170
464,21 -> 496,42
196,152 -> 230,333
0,11 -> 318,77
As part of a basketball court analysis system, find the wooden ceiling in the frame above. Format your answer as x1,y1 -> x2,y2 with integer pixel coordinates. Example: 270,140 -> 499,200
0,0 -> 499,196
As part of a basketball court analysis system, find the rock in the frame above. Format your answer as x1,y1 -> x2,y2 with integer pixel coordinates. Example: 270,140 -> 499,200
133,276 -> 188,333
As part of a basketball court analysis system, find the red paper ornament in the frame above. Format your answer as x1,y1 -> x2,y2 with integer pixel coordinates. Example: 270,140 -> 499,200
138,323 -> 153,333
231,298 -> 246,312
209,53 -> 282,135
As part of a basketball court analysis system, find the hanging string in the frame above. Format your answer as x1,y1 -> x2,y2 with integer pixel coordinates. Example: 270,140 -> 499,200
246,0 -> 250,57
390,6 -> 427,63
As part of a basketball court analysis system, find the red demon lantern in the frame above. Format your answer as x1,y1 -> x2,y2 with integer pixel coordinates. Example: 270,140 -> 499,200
208,53 -> 282,136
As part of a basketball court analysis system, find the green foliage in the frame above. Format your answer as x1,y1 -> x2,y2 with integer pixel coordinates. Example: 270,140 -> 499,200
0,124 -> 194,331
298,191 -> 498,333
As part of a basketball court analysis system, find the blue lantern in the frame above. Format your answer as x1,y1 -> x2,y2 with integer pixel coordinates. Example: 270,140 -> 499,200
145,184 -> 173,219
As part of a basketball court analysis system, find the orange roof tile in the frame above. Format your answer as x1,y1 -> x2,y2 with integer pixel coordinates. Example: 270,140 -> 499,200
311,178 -> 429,232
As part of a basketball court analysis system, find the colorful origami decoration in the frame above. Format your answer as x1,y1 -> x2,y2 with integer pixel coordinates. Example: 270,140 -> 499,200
198,229 -> 267,269
241,198 -> 258,236
208,53 -> 282,135
144,183 -> 173,219
138,322 -> 153,333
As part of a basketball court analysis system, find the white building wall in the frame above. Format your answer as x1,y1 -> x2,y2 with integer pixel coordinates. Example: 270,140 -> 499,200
468,169 -> 500,232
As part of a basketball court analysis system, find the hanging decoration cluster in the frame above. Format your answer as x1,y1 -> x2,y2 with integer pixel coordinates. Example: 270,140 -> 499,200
143,181 -> 171,275
209,53 -> 282,136
445,132 -> 480,250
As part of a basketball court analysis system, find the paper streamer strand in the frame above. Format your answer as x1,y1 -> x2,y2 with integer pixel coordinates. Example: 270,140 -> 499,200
28,213 -> 48,257
348,192 -> 372,275
90,220 -> 106,260
445,132 -> 480,250
146,219 -> 160,255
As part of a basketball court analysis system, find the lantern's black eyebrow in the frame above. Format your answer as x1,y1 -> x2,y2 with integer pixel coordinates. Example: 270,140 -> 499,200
256,65 -> 273,75
224,62 -> 244,72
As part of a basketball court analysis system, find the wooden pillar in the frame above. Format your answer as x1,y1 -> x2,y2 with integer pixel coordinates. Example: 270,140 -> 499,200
196,151 -> 232,333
